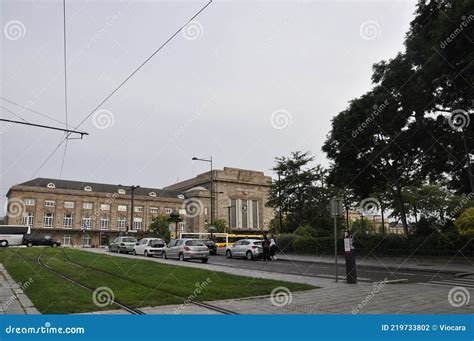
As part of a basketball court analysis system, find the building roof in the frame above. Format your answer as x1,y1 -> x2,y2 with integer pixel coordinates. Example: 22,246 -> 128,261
10,178 -> 182,199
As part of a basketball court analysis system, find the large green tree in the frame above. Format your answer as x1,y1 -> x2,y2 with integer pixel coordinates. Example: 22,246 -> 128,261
267,151 -> 333,233
323,0 -> 474,234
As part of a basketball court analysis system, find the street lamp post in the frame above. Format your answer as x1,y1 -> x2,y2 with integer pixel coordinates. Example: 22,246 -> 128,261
119,184 -> 140,234
192,156 -> 214,224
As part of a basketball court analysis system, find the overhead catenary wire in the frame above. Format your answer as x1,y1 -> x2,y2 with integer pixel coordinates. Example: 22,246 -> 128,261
31,0 -> 213,178
0,97 -> 67,126
0,105 -> 30,123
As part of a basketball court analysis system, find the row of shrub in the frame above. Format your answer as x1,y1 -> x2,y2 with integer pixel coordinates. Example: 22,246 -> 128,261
276,233 -> 474,257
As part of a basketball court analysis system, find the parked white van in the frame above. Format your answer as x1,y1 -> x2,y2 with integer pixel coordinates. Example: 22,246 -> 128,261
0,225 -> 30,247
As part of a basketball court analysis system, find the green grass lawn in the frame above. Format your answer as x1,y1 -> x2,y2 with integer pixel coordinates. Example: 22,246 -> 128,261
0,247 -> 316,314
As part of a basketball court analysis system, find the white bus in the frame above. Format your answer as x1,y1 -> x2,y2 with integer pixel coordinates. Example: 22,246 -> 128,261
0,225 -> 31,247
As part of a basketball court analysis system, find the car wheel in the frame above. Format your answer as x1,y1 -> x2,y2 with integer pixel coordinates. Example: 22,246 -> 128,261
179,253 -> 185,261
144,250 -> 149,257
27,242 -> 33,248
0,240 -> 9,247
162,252 -> 167,259
226,250 -> 232,259
52,243 -> 58,248
201,258 -> 208,263
246,251 -> 253,260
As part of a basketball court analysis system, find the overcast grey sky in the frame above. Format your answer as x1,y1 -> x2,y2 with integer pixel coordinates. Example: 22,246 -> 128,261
1,0 -> 416,207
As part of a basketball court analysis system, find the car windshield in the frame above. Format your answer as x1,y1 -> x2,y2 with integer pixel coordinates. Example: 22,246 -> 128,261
185,240 -> 205,246
122,238 -> 136,242
253,241 -> 263,246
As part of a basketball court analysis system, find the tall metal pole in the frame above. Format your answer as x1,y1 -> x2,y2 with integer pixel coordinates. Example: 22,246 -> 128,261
210,156 -> 214,225
130,188 -> 135,234
334,215 -> 338,282
462,129 -> 474,193
278,172 -> 283,234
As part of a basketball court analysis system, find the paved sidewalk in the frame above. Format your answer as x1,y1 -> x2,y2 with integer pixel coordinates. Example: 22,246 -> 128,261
82,283 -> 474,315
0,264 -> 40,314
81,248 -> 474,315
278,253 -> 474,274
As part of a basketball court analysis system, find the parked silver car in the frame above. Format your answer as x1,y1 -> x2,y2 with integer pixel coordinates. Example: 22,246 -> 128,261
162,239 -> 209,263
225,239 -> 263,260
109,237 -> 137,253
133,238 -> 166,257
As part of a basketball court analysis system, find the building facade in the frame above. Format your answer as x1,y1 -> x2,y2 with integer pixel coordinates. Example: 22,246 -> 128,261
5,167 -> 273,247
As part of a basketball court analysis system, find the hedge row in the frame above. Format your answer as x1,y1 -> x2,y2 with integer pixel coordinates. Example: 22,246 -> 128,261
276,233 -> 474,257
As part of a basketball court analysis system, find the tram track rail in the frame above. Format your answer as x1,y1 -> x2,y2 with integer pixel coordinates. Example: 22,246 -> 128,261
60,248 -> 239,315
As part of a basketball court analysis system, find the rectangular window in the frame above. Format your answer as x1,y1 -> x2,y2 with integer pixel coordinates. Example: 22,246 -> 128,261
43,213 -> 54,228
251,200 -> 259,228
63,213 -> 74,229
178,222 -> 186,232
100,216 -> 110,230
81,235 -> 91,247
118,205 -> 127,212
133,217 -> 143,230
230,199 -> 237,228
82,216 -> 92,230
63,235 -> 72,246
134,206 -> 143,213
24,199 -> 35,206
44,200 -> 55,207
117,217 -> 126,231
64,201 -> 75,209
165,208 -> 172,214
22,212 -> 34,227
241,199 -> 248,228
100,204 -> 110,211
150,207 -> 158,214
230,199 -> 259,229
83,202 -> 93,210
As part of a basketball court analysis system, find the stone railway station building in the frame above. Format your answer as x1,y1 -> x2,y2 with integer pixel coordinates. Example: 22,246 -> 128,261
5,167 -> 274,247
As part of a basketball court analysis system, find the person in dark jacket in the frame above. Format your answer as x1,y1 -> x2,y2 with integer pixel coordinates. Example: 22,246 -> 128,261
262,237 -> 270,261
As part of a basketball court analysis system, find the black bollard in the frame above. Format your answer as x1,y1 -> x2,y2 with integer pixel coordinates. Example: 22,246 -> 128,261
344,231 -> 357,284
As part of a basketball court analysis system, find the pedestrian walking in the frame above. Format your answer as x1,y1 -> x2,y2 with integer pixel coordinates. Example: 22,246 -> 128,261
269,238 -> 276,261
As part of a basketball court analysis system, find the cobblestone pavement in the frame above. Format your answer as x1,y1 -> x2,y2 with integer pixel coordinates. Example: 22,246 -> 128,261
0,264 -> 40,314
